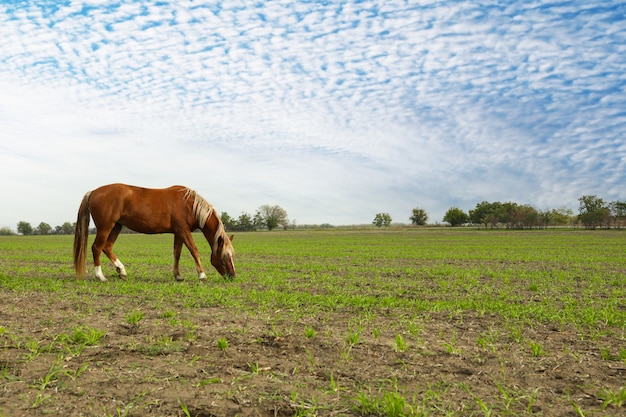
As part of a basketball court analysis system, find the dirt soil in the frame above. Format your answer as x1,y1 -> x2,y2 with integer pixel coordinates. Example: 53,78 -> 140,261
1,289 -> 625,417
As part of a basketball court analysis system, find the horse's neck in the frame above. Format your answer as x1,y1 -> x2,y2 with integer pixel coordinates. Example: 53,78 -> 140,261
200,213 -> 220,250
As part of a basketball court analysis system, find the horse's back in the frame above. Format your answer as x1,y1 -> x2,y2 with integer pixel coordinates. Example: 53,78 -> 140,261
88,184 -> 189,232
91,184 -> 186,200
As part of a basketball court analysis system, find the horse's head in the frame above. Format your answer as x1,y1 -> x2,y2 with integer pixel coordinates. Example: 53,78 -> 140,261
211,234 -> 236,278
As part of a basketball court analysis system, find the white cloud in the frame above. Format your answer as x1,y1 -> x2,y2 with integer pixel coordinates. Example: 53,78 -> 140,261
1,0 -> 626,229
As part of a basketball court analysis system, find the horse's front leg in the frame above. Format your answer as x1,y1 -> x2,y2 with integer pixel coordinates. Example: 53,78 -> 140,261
179,231 -> 207,281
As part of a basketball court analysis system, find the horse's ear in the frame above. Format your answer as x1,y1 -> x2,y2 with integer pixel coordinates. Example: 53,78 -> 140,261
229,235 -> 234,242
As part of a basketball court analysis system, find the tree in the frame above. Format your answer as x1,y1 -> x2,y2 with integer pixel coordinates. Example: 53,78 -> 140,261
554,207 -> 574,226
54,222 -> 74,235
469,201 -> 491,227
514,205 -> 539,229
253,211 -> 264,229
61,222 -> 74,234
35,222 -> 52,235
540,206 -> 573,228
0,227 -> 15,236
443,207 -> 469,227
372,213 -> 392,227
486,202 -> 504,228
468,201 -> 505,228
17,221 -> 33,235
578,195 -> 608,229
609,200 -> 626,228
409,207 -> 428,226
236,212 -> 255,231
223,212 -> 256,231
500,202 -> 519,228
220,212 -> 237,231
256,205 -> 289,231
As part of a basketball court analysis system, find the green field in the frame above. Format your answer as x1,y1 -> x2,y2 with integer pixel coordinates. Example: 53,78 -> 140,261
1,229 -> 625,416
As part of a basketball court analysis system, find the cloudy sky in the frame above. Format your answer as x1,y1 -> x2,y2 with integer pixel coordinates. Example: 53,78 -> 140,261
1,1 -> 625,228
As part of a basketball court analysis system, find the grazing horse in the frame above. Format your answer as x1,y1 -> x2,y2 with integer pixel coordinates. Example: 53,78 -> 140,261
73,184 -> 235,282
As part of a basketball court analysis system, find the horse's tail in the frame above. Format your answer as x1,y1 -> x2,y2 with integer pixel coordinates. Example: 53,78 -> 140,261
73,191 -> 92,278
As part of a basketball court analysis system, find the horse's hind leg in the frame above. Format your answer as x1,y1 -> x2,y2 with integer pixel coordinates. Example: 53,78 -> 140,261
172,234 -> 185,281
103,223 -> 127,280
92,227 -> 112,282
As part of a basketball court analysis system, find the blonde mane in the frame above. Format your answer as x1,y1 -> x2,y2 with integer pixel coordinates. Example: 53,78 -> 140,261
183,188 -> 228,249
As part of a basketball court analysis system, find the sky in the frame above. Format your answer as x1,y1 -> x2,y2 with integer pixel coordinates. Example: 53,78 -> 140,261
1,1 -> 625,228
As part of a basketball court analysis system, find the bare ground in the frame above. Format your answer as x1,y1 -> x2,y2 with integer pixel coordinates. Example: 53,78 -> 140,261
1,288 -> 625,417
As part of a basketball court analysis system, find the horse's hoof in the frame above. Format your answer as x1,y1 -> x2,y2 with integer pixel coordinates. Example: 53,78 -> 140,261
174,275 -> 184,282
119,274 -> 127,281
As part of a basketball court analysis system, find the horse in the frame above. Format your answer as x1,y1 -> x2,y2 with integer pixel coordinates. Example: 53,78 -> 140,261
73,184 -> 235,282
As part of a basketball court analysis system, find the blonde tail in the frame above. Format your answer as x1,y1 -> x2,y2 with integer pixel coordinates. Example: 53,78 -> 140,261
73,191 -> 92,278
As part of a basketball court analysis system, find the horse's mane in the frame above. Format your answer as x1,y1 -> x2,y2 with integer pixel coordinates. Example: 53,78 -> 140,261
182,188 -> 228,249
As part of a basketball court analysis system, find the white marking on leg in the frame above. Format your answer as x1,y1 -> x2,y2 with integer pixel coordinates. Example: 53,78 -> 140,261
95,265 -> 107,282
114,259 -> 127,278
195,264 -> 207,280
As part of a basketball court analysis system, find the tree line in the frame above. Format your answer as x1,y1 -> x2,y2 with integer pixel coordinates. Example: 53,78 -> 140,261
459,195 -> 625,229
220,204 -> 290,231
373,195 -> 626,229
0,221 -> 76,236
4,195 -> 624,235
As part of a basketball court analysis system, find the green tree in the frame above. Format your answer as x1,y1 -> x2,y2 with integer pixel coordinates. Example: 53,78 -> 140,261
469,201 -> 503,228
55,222 -> 74,235
468,201 -> 492,227
35,222 -> 52,235
220,212 -> 237,231
609,200 -> 626,228
253,211 -> 264,229
555,207 -> 575,226
256,205 -> 289,231
486,202 -> 504,228
236,212 -> 255,231
578,195 -> 608,229
409,207 -> 428,226
0,227 -> 15,236
372,213 -> 392,227
61,222 -> 74,234
514,205 -> 539,229
541,206 -> 573,227
500,202 -> 519,228
17,221 -> 33,235
443,207 -> 469,227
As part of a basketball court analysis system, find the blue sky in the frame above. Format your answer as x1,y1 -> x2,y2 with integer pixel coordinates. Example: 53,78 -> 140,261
1,0 -> 625,228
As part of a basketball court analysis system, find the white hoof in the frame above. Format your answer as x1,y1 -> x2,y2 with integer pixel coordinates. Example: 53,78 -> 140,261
95,266 -> 107,282
114,259 -> 127,280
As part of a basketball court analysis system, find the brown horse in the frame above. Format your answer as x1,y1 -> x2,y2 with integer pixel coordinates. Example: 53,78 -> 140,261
73,184 -> 235,282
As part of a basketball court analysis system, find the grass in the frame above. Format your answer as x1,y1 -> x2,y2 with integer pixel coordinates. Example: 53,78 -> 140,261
216,337 -> 229,351
0,228 -> 625,416
598,386 -> 626,409
2,230 -> 626,329
394,334 -> 409,352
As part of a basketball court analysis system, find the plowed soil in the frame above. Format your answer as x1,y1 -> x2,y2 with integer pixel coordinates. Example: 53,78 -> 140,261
1,287 -> 624,416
